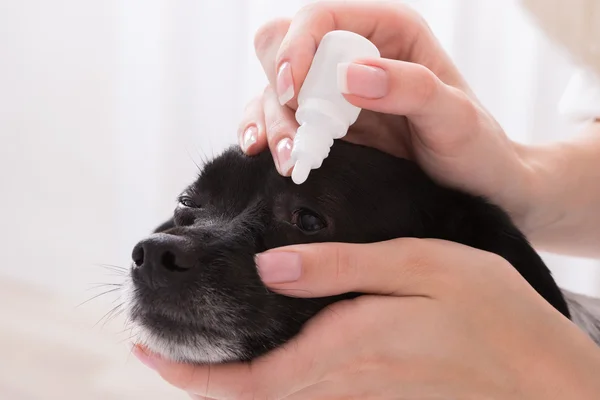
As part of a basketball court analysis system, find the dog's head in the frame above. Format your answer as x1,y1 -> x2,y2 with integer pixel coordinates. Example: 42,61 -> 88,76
123,141 -> 569,364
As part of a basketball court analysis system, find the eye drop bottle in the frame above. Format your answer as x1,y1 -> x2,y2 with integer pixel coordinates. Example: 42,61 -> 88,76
290,30 -> 381,184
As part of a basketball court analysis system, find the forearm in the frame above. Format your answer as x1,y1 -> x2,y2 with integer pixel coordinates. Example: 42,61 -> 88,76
520,121 -> 600,257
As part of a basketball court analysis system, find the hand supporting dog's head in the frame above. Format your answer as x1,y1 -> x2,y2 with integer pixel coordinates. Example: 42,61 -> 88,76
123,141 -> 569,364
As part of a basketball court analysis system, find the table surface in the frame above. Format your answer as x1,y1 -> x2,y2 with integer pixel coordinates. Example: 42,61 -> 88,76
0,275 -> 189,400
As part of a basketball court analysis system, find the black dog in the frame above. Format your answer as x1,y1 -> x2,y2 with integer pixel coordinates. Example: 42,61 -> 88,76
123,141 -> 597,364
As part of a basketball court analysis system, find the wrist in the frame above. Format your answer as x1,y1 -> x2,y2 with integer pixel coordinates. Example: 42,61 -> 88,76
513,126 -> 600,255
511,141 -> 568,240
515,123 -> 600,257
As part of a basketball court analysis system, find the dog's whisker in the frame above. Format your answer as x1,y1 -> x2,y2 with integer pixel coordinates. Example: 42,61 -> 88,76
86,283 -> 123,292
117,332 -> 139,345
94,303 -> 124,328
76,287 -> 121,308
94,263 -> 128,272
103,307 -> 126,329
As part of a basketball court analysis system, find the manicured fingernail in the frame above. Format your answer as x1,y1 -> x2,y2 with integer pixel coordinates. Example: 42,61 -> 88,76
132,344 -> 157,370
277,61 -> 294,105
276,137 -> 294,175
256,252 -> 302,284
337,62 -> 388,99
241,125 -> 258,152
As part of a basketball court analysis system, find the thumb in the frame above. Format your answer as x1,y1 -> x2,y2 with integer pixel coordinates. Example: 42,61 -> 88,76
338,57 -> 482,156
255,238 -> 472,298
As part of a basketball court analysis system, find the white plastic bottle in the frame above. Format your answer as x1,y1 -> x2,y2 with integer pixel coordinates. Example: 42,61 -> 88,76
290,30 -> 381,184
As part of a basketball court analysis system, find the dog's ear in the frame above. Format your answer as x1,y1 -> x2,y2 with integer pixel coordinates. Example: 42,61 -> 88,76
153,217 -> 175,233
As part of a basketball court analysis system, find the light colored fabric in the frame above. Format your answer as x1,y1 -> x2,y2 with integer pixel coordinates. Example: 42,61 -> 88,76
520,0 -> 600,76
559,67 -> 600,122
563,289 -> 600,345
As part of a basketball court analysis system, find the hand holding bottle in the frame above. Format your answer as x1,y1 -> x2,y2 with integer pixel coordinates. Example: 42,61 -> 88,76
289,30 -> 380,184
238,1 -> 537,233
240,0 -> 600,256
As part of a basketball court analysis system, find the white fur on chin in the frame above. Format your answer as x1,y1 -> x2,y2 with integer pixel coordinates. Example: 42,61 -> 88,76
120,272 -> 244,364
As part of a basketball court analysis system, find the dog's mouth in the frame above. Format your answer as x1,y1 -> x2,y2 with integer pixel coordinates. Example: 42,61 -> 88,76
122,276 -> 253,364
131,322 -> 247,364
122,256 -> 282,364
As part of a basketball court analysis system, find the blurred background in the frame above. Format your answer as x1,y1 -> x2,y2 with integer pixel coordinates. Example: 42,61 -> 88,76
1,0 -> 598,398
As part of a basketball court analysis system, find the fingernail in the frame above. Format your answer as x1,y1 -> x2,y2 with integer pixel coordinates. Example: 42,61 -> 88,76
276,137 -> 294,175
241,125 -> 258,152
277,61 -> 294,105
132,344 -> 157,370
256,252 -> 302,284
337,62 -> 388,99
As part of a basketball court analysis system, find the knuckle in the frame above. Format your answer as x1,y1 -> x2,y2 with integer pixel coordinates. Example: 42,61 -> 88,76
398,238 -> 431,270
388,3 -> 434,46
280,2 -> 335,48
331,244 -> 359,283
453,87 -> 481,121
274,2 -> 336,68
392,239 -> 442,291
296,1 -> 329,19
253,18 -> 290,55
412,65 -> 440,109
265,117 -> 293,144
425,86 -> 483,154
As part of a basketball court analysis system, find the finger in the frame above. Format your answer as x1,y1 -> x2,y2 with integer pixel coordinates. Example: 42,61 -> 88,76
133,344 -> 253,399
337,58 -> 482,156
253,18 -> 297,107
255,238 -> 494,298
272,1 -> 465,106
133,337 -> 321,400
262,86 -> 299,176
237,94 -> 267,155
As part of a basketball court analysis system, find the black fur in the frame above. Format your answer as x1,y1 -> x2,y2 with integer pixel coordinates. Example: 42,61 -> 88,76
126,141 -> 570,363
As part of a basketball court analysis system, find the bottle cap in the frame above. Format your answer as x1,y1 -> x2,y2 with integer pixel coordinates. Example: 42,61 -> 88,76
290,122 -> 333,184
291,159 -> 312,184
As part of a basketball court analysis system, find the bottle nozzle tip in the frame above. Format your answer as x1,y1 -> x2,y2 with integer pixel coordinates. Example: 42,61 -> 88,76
291,160 -> 311,185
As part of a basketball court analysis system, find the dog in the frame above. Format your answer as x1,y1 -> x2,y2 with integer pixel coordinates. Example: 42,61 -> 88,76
121,140 -> 600,364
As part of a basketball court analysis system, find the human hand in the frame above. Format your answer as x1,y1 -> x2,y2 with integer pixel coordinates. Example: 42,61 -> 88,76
238,1 -> 545,234
133,239 -> 600,399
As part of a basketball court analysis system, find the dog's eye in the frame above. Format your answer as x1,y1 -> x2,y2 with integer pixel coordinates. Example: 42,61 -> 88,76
293,209 -> 326,233
179,195 -> 199,208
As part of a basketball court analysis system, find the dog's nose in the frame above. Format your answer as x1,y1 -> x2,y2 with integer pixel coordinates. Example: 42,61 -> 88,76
132,233 -> 194,273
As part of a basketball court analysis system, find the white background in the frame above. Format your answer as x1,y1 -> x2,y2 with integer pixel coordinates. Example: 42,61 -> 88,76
1,1 -> 599,398
1,0 -> 598,304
